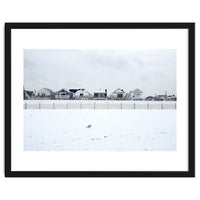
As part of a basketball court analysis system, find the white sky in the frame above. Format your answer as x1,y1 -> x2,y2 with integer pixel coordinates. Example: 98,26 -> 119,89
24,49 -> 176,97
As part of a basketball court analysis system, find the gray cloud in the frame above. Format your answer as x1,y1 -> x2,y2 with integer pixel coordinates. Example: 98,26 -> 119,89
24,49 -> 176,96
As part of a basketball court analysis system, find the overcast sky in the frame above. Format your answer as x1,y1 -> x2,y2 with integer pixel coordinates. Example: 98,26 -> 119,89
24,49 -> 176,96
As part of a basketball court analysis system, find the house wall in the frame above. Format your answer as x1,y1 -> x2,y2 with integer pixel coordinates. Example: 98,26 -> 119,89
134,93 -> 142,100
127,90 -> 143,100
55,92 -> 71,99
126,92 -> 134,100
37,89 -> 51,97
111,92 -> 126,100
55,94 -> 69,99
75,90 -> 92,99
94,93 -> 107,99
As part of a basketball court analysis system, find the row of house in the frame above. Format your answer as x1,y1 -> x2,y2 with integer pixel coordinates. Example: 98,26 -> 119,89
24,88 -> 176,101
145,94 -> 176,101
24,88 -> 143,100
145,91 -> 177,101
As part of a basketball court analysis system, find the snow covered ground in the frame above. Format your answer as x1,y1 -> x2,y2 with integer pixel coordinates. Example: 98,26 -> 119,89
24,109 -> 176,151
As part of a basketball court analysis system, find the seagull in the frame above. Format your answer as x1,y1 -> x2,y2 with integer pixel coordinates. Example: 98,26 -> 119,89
86,124 -> 92,128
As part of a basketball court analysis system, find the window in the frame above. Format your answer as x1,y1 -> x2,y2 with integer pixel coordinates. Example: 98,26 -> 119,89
117,94 -> 123,98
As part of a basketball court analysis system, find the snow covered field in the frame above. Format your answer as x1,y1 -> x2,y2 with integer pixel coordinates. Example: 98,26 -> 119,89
24,109 -> 176,151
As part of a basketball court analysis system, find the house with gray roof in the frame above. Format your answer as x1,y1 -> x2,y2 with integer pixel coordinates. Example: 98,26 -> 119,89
93,89 -> 107,100
127,89 -> 143,100
36,88 -> 55,99
24,90 -> 35,100
110,88 -> 126,100
74,89 -> 93,100
55,89 -> 73,99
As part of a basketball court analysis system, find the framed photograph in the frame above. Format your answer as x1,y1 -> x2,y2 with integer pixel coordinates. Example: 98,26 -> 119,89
5,23 -> 195,177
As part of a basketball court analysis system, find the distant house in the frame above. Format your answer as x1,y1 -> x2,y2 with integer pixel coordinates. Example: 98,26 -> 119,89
74,89 -> 92,100
154,94 -> 167,101
24,90 -> 35,100
94,89 -> 107,100
36,88 -> 55,99
55,89 -> 73,99
127,89 -> 143,100
167,95 -> 177,101
145,96 -> 155,101
133,89 -> 143,100
111,88 -> 126,100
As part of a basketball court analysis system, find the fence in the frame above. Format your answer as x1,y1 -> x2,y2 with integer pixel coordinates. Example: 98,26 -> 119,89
24,102 -> 176,110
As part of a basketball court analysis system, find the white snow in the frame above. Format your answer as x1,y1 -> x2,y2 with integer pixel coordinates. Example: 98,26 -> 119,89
24,109 -> 176,151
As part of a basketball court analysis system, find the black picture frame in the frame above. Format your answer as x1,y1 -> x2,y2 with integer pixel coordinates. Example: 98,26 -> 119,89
5,23 -> 195,177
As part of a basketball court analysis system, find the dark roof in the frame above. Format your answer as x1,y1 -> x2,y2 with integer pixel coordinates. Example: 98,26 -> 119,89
69,89 -> 80,93
56,89 -> 72,94
157,95 -> 166,97
168,95 -> 176,97
146,96 -> 154,98
113,88 -> 125,93
25,90 -> 34,97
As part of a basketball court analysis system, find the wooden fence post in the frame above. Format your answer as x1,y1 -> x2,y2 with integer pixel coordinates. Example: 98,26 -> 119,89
147,103 -> 149,109
25,103 -> 27,109
161,103 -> 163,109
134,103 -> 135,109
39,102 -> 41,109
53,103 -> 55,109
